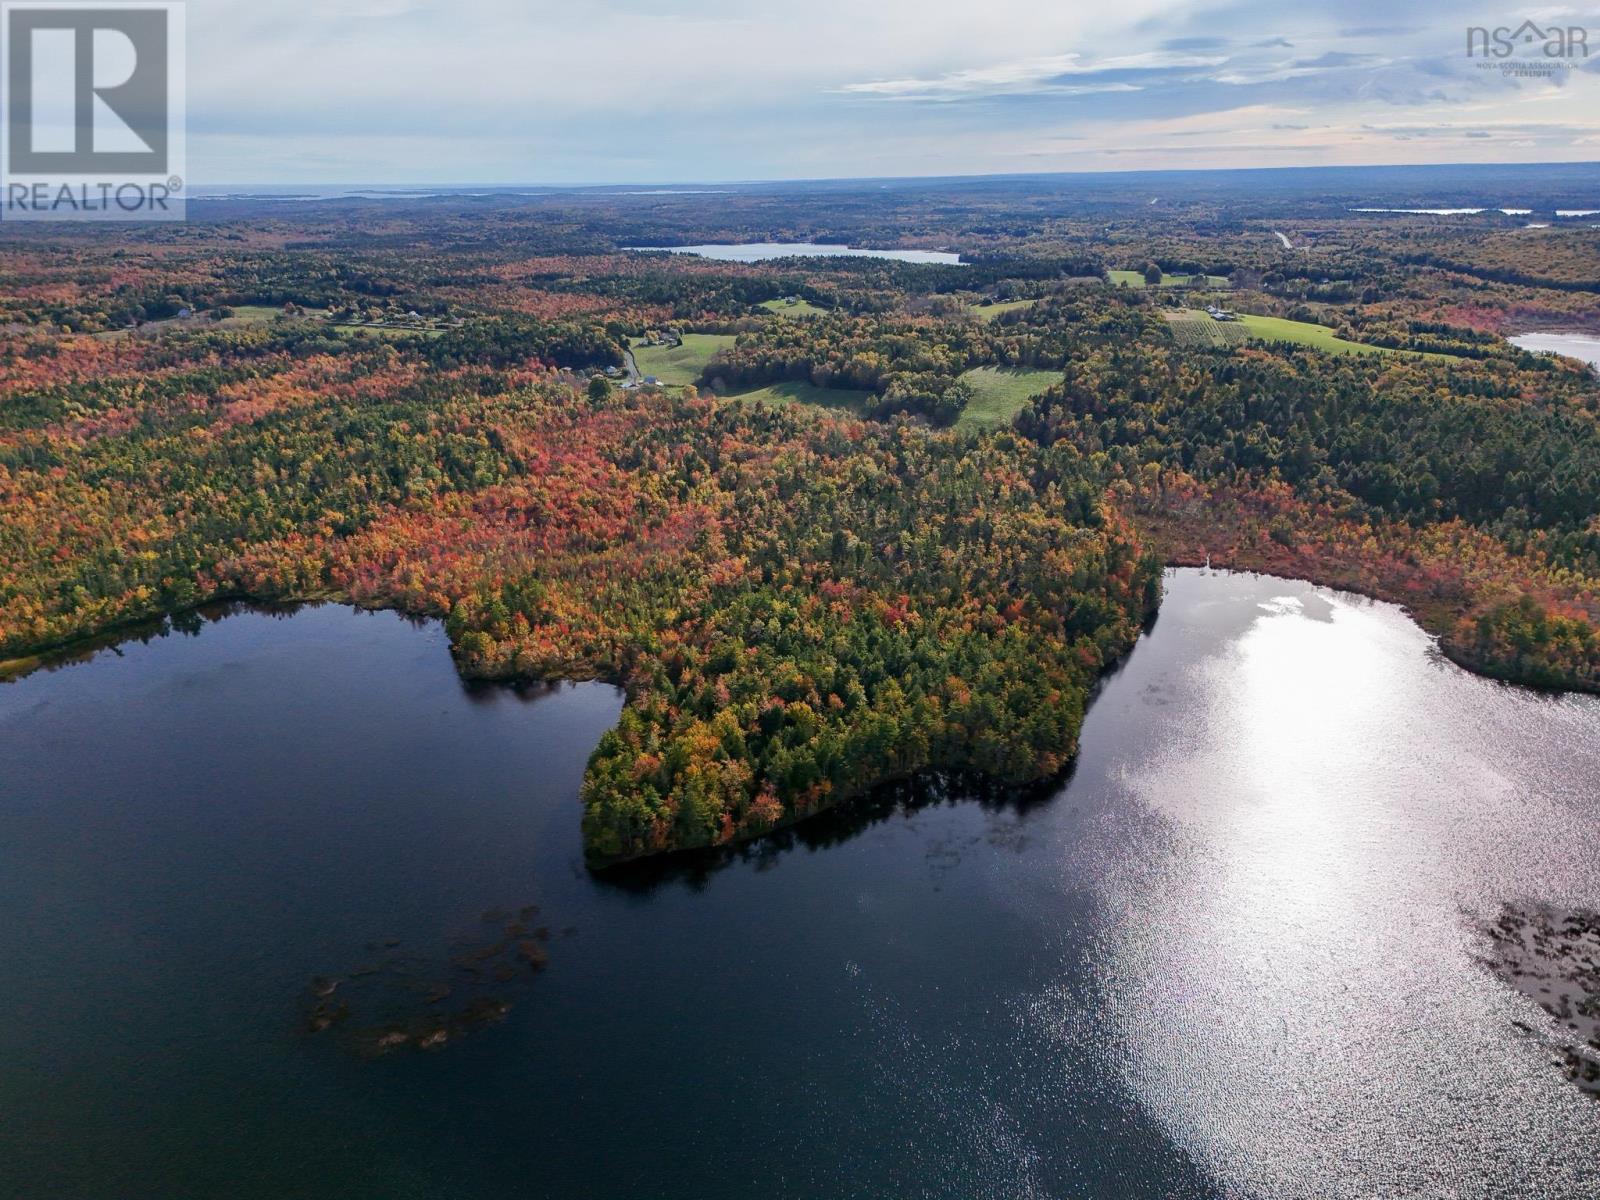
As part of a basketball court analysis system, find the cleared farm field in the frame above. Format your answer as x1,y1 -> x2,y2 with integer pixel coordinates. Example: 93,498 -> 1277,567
1164,310 -> 1450,359
969,298 -> 1037,321
724,381 -> 873,413
1236,313 -> 1463,358
956,366 -> 1059,427
333,324 -> 444,339
1110,270 -> 1231,290
632,333 -> 737,385
1235,314 -> 1388,354
1164,309 -> 1251,348
760,298 -> 829,318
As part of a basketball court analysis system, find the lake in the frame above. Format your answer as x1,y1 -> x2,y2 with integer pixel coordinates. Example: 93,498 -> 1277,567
3,571 -> 1598,1199
1510,331 -> 1600,371
626,242 -> 964,265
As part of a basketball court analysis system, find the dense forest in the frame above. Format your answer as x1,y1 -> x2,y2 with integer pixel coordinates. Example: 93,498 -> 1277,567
3,178 -> 1598,858
1013,316 -> 1600,689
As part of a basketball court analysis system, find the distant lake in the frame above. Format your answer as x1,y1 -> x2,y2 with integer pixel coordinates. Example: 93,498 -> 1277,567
1510,332 -> 1600,370
1348,206 -> 1598,222
3,572 -> 1599,1198
1351,207 -> 1493,215
627,242 -> 964,265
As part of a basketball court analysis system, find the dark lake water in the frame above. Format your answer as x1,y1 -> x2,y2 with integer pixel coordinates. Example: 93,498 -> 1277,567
3,570 -> 1598,1199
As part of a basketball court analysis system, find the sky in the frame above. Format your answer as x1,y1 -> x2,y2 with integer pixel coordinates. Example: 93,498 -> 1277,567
187,0 -> 1600,184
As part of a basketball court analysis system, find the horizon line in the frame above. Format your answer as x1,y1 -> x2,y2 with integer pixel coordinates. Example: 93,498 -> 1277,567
189,158 -> 1600,193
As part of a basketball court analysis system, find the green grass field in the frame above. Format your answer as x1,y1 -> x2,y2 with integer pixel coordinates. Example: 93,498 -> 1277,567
956,366 -> 1059,427
95,304 -> 321,340
1235,314 -> 1386,354
219,305 -> 450,339
760,298 -> 829,319
632,334 -> 738,385
1238,314 -> 1461,359
721,368 -> 1055,426
1164,309 -> 1251,348
1164,309 -> 1449,359
723,381 -> 874,413
969,298 -> 1037,321
333,324 -> 444,339
225,305 -> 414,335
1109,270 -> 1231,290
225,304 -> 296,323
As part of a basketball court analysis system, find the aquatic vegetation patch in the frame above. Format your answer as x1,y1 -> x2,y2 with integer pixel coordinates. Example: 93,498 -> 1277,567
1481,903 -> 1600,1095
302,905 -> 572,1056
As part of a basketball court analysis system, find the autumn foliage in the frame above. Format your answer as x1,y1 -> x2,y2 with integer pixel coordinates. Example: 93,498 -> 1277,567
4,204 -> 1599,863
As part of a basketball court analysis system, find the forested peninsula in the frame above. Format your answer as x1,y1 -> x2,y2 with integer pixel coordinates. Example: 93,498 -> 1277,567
5,184 -> 1598,859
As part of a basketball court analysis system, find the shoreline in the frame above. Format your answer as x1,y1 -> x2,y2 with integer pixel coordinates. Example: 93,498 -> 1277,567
1159,551 -> 1600,698
6,564 -> 1596,868
12,558 -> 1596,696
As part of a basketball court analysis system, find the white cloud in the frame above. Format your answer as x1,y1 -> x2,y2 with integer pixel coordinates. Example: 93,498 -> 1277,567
178,0 -> 1600,182
838,51 -> 1223,100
